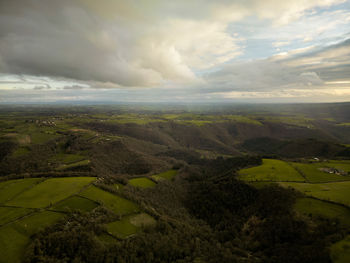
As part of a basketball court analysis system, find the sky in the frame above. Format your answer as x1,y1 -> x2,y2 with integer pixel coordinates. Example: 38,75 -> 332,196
0,0 -> 350,103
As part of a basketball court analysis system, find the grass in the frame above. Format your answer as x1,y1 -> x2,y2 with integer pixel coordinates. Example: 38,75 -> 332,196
294,198 -> 350,226
151,169 -> 177,181
0,207 -> 33,225
336,123 -> 350,126
223,115 -> 263,125
161,114 -> 263,126
52,196 -> 98,212
107,216 -> 139,239
79,186 -> 139,215
106,213 -> 156,239
331,235 -> 350,263
263,116 -> 314,128
0,211 -> 64,263
6,177 -> 96,208
3,133 -> 31,145
129,213 -> 156,227
0,224 -> 29,263
12,147 -> 30,157
56,159 -> 90,171
0,178 -> 44,204
129,177 -> 156,188
13,211 -> 64,236
280,181 -> 350,207
51,153 -> 86,164
30,131 -> 59,144
291,162 -> 350,183
238,159 -> 304,182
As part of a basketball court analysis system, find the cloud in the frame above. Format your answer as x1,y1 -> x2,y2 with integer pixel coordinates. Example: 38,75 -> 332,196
62,85 -> 86,90
0,0 -> 346,91
202,38 -> 350,93
33,84 -> 51,90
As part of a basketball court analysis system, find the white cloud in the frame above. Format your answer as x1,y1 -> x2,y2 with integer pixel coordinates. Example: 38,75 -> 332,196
201,39 -> 350,96
0,0 -> 349,103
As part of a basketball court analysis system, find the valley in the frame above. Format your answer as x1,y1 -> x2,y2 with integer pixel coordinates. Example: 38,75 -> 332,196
0,103 -> 349,262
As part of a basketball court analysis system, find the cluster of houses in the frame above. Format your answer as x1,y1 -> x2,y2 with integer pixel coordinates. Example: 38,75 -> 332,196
25,119 -> 57,127
319,167 -> 348,176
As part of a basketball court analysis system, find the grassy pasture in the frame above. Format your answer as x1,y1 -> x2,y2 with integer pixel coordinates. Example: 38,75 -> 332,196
6,177 -> 95,208
2,133 -> 31,145
52,195 -> 98,212
30,131 -> 58,144
223,115 -> 263,125
331,235 -> 350,263
106,213 -> 156,239
0,178 -> 44,204
51,153 -> 86,164
13,211 -> 64,236
129,177 -> 156,188
294,198 -> 350,226
151,169 -> 177,181
280,181 -> 350,207
56,159 -> 90,171
0,207 -> 33,225
129,213 -> 156,227
107,216 -> 139,239
263,116 -> 314,128
291,162 -> 350,183
238,159 -> 304,182
161,113 -> 262,126
0,211 -> 64,263
80,186 -> 139,215
0,224 -> 28,263
12,147 -> 30,157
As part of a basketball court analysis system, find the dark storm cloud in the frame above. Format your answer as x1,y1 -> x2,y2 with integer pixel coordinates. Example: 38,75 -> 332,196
0,0 -> 200,87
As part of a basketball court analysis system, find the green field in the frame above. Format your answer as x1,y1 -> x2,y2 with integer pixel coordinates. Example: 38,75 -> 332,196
52,195 -> 98,212
0,211 -> 64,263
13,211 -> 64,236
0,178 -> 44,204
291,162 -> 350,183
80,186 -> 139,215
129,213 -> 156,227
50,153 -> 86,164
331,235 -> 350,263
238,159 -> 304,182
6,177 -> 95,208
0,177 -> 145,262
280,181 -> 350,207
12,147 -> 30,157
107,216 -> 139,239
30,131 -> 59,144
151,169 -> 178,181
0,224 -> 29,263
129,177 -> 156,188
56,159 -> 90,171
294,198 -> 350,226
0,207 -> 33,225
107,213 -> 156,239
